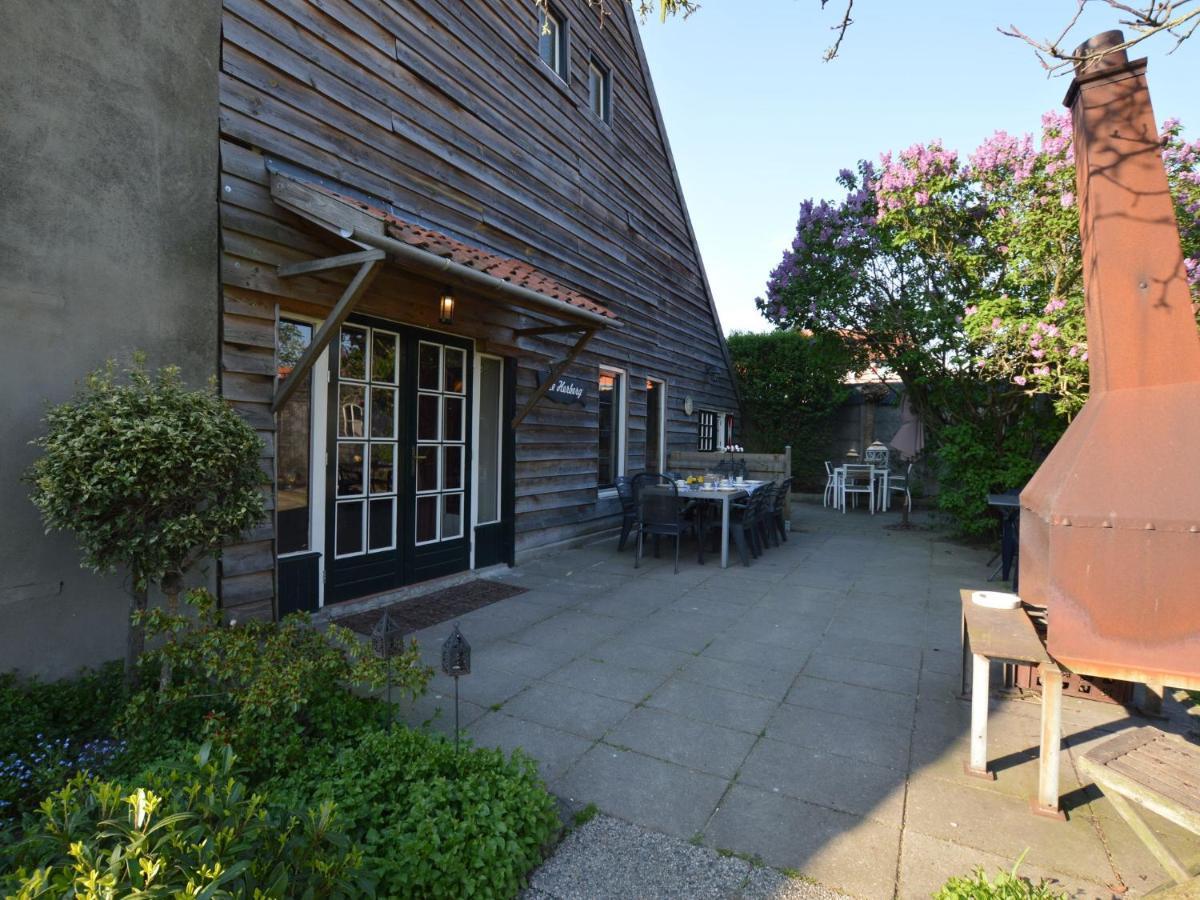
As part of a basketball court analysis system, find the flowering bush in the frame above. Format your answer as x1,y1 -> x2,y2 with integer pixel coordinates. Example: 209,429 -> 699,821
760,112 -> 1200,532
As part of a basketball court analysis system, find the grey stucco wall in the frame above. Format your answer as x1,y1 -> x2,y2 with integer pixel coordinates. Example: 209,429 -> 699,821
0,1 -> 221,678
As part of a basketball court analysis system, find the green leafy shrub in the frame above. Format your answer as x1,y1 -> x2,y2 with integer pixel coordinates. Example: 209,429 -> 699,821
277,728 -> 559,898
727,330 -> 860,489
121,589 -> 430,780
1,744 -> 366,898
26,357 -> 267,681
935,854 -> 1067,899
0,663 -> 128,819
935,418 -> 1046,537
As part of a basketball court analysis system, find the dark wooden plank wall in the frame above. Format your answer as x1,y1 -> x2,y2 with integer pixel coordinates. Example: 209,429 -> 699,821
216,0 -> 739,611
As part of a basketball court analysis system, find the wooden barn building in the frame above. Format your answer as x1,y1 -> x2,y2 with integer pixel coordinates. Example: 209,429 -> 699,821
217,0 -> 740,617
1,0 -> 739,672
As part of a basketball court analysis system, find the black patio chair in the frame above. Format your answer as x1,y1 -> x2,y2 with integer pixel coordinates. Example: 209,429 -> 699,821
768,477 -> 792,545
754,482 -> 778,550
615,475 -> 637,551
634,473 -> 690,574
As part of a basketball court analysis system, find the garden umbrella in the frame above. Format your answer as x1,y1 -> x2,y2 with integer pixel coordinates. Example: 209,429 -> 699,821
889,394 -> 925,460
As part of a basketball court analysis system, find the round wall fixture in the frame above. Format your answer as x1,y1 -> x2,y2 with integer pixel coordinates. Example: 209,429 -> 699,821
683,396 -> 694,416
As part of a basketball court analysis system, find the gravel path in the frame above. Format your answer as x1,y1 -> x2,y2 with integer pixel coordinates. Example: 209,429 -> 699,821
521,814 -> 849,900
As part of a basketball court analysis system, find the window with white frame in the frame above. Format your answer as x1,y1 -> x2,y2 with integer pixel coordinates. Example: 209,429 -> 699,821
697,408 -> 718,452
538,7 -> 568,80
588,57 -> 611,124
598,367 -> 625,488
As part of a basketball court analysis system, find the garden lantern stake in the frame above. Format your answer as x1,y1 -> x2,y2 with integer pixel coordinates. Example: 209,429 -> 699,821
371,610 -> 406,729
441,623 -> 471,751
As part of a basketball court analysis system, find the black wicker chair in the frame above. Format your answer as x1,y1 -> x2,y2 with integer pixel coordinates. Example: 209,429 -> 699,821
615,475 -> 637,551
768,477 -> 792,545
634,473 -> 690,574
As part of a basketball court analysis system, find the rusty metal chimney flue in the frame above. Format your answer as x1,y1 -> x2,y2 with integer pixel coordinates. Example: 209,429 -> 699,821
1019,32 -> 1200,689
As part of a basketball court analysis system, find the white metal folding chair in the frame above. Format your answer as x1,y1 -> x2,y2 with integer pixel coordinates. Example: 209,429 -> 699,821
823,461 -> 839,508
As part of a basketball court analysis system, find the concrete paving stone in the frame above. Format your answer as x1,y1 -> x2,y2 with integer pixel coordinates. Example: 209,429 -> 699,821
587,636 -> 695,676
803,652 -> 920,696
850,574 -> 933,600
604,706 -> 759,778
426,665 -> 535,708
918,664 -> 966,703
784,675 -> 917,729
502,681 -> 635,740
552,744 -> 729,840
904,775 -> 1117,884
766,703 -> 912,772
826,616 -> 928,650
620,616 -> 726,654
722,617 -> 822,651
507,589 -> 585,612
1089,798 -> 1200,895
573,593 -> 666,622
508,610 -> 627,655
480,638 -> 579,679
545,657 -> 669,704
467,712 -> 593,782
736,736 -> 906,826
701,634 -> 812,676
815,633 -> 923,672
896,828 -> 1114,900
399,691 -> 486,735
920,645 -> 963,675
703,783 -> 902,900
643,676 -> 779,735
663,594 -> 753,622
641,564 -> 723,587
783,569 -> 856,592
678,654 -> 798,702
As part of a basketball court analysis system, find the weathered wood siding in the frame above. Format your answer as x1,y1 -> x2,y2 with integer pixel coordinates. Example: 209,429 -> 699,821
216,0 -> 740,611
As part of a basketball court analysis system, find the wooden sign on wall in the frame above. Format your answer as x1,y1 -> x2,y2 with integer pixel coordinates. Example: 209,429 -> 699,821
540,372 -> 587,405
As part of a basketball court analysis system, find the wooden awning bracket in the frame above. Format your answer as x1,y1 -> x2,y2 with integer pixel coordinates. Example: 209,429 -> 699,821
511,327 -> 596,430
277,249 -> 384,279
271,259 -> 382,413
511,324 -> 587,338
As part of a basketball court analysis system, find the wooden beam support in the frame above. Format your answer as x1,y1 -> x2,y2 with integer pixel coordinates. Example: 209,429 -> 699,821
277,249 -> 384,279
272,260 -> 382,413
511,328 -> 596,430
512,324 -> 587,338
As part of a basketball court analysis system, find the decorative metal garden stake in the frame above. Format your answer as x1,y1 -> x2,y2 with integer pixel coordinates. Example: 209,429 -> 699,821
371,610 -> 405,729
440,623 -> 471,752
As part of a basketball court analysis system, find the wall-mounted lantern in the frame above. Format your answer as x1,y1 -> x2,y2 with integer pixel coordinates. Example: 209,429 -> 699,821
439,285 -> 456,325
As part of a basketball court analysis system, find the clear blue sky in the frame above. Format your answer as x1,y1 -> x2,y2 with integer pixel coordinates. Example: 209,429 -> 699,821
636,1 -> 1200,335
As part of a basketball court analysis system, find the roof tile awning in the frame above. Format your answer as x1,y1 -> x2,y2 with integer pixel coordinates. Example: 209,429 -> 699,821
299,179 -> 614,321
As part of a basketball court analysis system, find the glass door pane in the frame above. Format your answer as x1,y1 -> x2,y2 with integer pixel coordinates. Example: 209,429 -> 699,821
477,356 -> 502,524
646,379 -> 663,474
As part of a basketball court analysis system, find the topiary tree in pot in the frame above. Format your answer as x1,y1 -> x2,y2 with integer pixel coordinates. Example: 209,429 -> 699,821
26,356 -> 266,688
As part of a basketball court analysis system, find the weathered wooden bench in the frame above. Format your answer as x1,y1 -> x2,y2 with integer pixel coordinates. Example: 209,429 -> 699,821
1077,726 -> 1200,893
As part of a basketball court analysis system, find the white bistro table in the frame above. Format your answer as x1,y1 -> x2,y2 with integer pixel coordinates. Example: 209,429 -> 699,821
668,480 -> 767,568
834,465 -> 890,512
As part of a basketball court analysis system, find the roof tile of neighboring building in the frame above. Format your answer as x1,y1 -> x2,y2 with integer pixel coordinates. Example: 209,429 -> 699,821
307,182 -> 615,320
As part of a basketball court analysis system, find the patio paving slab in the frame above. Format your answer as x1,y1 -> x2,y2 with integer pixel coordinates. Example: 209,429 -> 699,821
736,736 -> 906,826
604,706 -> 759,778
802,652 -> 920,696
703,782 -> 902,900
677,654 -> 798,702
545,657 -> 669,704
426,502 -> 1198,899
784,675 -> 917,729
765,703 -> 912,772
552,744 -> 728,840
468,712 -> 592,782
501,681 -> 635,739
644,676 -> 779,736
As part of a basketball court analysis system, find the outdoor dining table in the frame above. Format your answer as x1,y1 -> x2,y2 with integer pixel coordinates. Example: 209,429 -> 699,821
647,480 -> 768,568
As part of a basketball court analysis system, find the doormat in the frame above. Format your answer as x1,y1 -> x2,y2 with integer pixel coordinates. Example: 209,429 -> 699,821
338,580 -> 527,638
